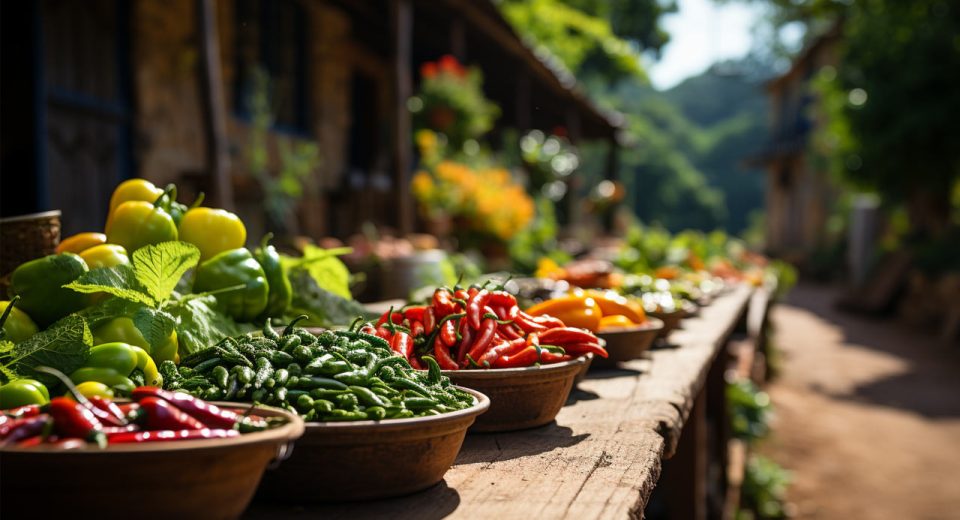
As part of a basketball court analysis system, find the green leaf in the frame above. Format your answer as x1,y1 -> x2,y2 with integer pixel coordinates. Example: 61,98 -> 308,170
75,297 -> 148,330
132,307 -> 177,353
0,340 -> 17,383
63,266 -> 156,307
285,269 -> 375,327
281,245 -> 352,299
132,241 -> 201,305
167,296 -> 241,355
2,315 -> 92,387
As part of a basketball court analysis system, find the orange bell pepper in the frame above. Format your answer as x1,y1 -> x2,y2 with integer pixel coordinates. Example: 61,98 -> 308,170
599,315 -> 637,330
526,295 -> 602,331
584,290 -> 646,324
56,232 -> 107,255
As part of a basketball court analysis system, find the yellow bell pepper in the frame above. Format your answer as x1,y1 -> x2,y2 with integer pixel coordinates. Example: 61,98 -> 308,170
56,232 -> 107,255
584,290 -> 647,324
177,208 -> 247,261
108,178 -> 165,216
69,381 -> 115,399
526,295 -> 602,331
599,315 -> 637,330
80,244 -> 130,269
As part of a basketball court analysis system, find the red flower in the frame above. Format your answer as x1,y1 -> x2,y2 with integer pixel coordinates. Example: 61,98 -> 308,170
552,126 -> 568,138
438,54 -> 466,78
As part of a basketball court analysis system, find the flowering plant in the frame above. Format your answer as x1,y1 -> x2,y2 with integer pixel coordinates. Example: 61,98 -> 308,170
409,55 -> 500,151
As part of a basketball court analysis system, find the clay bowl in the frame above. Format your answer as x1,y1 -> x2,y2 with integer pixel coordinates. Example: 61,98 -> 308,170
573,352 -> 595,384
592,317 -> 664,368
256,387 -> 489,502
443,357 -> 586,433
648,309 -> 689,340
0,405 -> 304,520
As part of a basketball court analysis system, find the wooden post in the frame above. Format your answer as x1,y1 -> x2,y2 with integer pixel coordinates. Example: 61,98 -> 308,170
391,0 -> 414,235
450,16 -> 466,61
197,0 -> 234,210
602,139 -> 619,232
515,71 -> 531,132
649,389 -> 708,520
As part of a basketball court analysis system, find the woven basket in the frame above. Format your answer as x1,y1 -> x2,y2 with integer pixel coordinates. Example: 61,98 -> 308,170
0,211 -> 62,288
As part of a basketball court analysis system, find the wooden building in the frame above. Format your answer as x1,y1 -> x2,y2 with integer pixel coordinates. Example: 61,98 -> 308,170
756,24 -> 842,264
0,0 -> 620,240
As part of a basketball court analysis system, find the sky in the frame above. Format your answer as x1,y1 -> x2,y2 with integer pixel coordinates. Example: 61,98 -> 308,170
645,0 -> 766,90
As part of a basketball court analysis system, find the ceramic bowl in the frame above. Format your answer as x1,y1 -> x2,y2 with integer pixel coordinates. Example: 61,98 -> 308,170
0,405 -> 304,519
592,317 -> 664,368
443,357 -> 586,432
648,309 -> 689,340
256,387 -> 489,502
573,352 -> 595,384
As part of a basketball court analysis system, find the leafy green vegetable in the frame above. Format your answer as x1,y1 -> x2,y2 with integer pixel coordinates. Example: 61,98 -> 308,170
281,245 -> 352,299
285,269 -> 374,327
0,341 -> 17,383
166,296 -> 241,355
63,241 -> 201,308
63,266 -> 155,306
0,315 -> 92,386
132,306 -> 178,352
132,241 -> 201,304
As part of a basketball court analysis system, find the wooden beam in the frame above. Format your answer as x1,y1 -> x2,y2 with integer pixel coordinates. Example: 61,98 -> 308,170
449,16 -> 466,61
196,0 -> 234,210
515,71 -> 531,132
391,0 -> 414,235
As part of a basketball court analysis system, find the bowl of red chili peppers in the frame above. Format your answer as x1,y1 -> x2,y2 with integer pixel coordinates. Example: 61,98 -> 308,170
0,382 -> 304,519
369,282 -> 607,431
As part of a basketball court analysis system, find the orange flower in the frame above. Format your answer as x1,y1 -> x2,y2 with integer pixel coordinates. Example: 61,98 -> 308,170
420,62 -> 438,79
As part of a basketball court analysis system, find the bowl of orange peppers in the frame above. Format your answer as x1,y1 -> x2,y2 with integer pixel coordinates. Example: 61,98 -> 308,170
526,290 -> 663,367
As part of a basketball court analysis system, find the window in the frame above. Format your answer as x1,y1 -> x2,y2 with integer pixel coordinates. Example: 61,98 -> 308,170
234,0 -> 308,133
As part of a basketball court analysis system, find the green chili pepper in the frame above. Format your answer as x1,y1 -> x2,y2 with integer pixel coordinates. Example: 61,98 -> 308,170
348,386 -> 389,407
253,357 -> 274,388
212,365 -> 230,389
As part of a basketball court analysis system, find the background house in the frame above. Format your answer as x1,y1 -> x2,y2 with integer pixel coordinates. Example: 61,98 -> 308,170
0,0 -> 620,240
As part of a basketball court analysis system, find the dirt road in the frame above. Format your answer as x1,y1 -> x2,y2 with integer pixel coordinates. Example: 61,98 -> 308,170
760,284 -> 960,519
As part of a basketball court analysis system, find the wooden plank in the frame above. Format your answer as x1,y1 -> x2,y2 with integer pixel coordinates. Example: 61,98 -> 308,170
247,285 -> 753,519
390,0 -> 413,235
196,0 -> 234,210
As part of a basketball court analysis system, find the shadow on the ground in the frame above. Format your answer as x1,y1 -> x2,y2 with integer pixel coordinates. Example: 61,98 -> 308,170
777,283 -> 960,419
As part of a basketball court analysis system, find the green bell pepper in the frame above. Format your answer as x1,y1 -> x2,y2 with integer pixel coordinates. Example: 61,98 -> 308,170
86,342 -> 139,376
8,253 -> 89,328
0,298 -> 38,343
194,248 -> 270,322
0,378 -> 50,408
254,234 -> 292,321
104,185 -> 178,253
92,317 -> 178,364
69,367 -> 135,395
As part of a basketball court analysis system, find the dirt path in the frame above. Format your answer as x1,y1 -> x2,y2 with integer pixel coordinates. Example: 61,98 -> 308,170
760,284 -> 960,520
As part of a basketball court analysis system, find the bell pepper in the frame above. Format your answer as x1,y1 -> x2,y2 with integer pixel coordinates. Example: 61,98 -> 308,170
70,381 -> 115,399
86,342 -> 139,376
584,290 -> 646,324
254,234 -> 292,320
526,295 -> 602,331
178,207 -> 247,261
92,317 -> 178,364
193,248 -> 269,322
108,178 -> 164,215
8,253 -> 90,328
79,244 -> 130,269
129,345 -> 162,386
56,232 -> 107,254
69,367 -> 135,395
0,299 -> 38,342
599,315 -> 637,330
104,186 -> 178,254
0,379 -> 50,408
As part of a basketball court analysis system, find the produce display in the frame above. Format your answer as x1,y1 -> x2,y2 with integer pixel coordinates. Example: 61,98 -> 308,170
526,289 -> 648,332
164,319 -> 476,422
369,283 -> 607,370
1,369 -> 278,448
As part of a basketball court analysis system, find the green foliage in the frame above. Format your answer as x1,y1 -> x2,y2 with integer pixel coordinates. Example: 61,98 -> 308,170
410,57 -> 500,151
166,296 -> 241,355
285,269 -> 375,328
281,245 -> 353,300
727,379 -> 773,442
738,455 -> 792,520
0,315 -> 92,386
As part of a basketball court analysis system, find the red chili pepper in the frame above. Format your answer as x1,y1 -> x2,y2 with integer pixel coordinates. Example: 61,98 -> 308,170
376,311 -> 404,327
409,320 -> 425,338
539,327 -> 600,346
488,290 -> 517,309
498,323 -> 523,340
424,307 -> 436,334
107,428 -> 240,444
88,396 -> 127,423
492,305 -> 510,321
402,305 -> 427,323
530,313 -> 565,328
465,317 -> 497,364
466,289 -> 490,330
433,336 -> 459,370
454,289 -> 469,301
131,387 -> 241,430
117,403 -> 140,417
409,356 -> 424,370
101,424 -> 141,435
478,337 -> 526,366
558,341 -> 609,358
440,318 -> 458,347
467,286 -> 479,299
514,311 -> 549,333
457,318 -> 474,365
4,404 -> 42,419
390,331 -> 414,360
376,325 -> 392,340
134,397 -> 206,431
433,289 -> 459,317
493,346 -> 542,368
48,397 -> 106,448
359,324 -> 378,335
0,414 -> 50,444
508,305 -> 520,320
